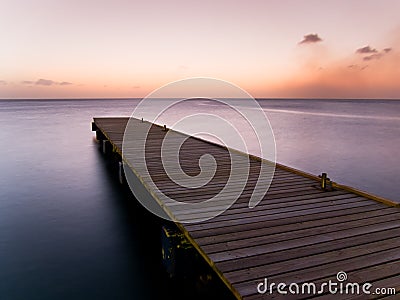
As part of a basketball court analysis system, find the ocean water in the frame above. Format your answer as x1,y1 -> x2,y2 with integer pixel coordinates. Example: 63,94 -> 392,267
260,99 -> 400,201
0,99 -> 399,299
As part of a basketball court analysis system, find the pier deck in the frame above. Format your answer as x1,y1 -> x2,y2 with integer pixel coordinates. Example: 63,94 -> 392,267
92,117 -> 399,299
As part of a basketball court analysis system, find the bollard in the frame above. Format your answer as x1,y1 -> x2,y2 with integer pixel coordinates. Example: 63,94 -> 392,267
319,172 -> 332,191
321,173 -> 327,190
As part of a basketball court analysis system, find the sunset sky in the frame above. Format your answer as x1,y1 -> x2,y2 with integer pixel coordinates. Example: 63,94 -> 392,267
1,0 -> 399,99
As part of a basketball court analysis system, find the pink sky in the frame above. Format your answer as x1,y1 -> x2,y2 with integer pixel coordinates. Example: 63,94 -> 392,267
0,0 -> 399,99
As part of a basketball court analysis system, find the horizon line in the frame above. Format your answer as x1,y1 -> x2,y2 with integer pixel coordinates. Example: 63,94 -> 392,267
1,97 -> 400,101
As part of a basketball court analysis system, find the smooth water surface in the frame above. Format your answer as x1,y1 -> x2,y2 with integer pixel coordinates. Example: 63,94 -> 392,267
0,99 -> 398,299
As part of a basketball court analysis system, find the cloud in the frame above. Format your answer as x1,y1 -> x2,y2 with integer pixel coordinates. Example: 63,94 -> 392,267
356,46 -> 378,54
0,80 -> 7,85
36,78 -> 55,86
347,64 -> 368,70
22,80 -> 34,85
299,34 -> 323,44
27,79 -> 74,86
363,53 -> 382,61
356,46 -> 393,61
59,81 -> 72,86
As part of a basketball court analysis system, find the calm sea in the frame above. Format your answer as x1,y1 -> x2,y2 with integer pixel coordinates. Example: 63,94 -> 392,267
0,99 -> 399,299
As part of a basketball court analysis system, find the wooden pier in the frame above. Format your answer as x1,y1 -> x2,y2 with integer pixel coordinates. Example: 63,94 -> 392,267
92,117 -> 399,299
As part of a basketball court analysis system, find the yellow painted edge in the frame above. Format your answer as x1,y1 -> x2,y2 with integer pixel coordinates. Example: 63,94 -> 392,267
93,119 -> 177,221
332,182 -> 399,207
93,118 -> 122,156
93,118 -> 243,299
176,223 -> 243,300
274,162 -> 321,181
93,119 -> 182,219
123,119 -> 243,298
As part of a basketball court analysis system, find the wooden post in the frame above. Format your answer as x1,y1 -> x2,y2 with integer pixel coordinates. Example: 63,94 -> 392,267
118,161 -> 125,185
91,122 -> 98,131
102,140 -> 112,155
95,130 -> 105,141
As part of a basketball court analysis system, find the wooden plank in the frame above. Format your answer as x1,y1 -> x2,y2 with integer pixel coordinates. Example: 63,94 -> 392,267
185,202 -> 386,232
185,205 -> 390,238
215,224 -> 400,274
200,213 -> 400,255
173,196 -> 371,222
225,235 -> 400,284
169,193 -> 359,217
195,208 -> 399,245
153,177 -> 314,194
162,185 -> 331,204
208,219 -> 400,263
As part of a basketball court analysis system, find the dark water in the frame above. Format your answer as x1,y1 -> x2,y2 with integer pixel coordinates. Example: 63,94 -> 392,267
0,100 -> 168,300
0,99 -> 399,299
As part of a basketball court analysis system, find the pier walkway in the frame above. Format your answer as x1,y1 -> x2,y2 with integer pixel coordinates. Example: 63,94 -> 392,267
92,117 -> 399,299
